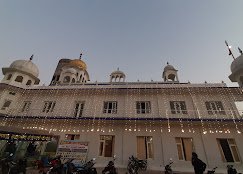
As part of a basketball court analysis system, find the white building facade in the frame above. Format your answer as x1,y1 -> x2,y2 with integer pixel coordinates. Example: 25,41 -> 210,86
0,55 -> 243,173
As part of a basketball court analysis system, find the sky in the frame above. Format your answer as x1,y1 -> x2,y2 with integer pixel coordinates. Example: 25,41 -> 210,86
0,0 -> 243,86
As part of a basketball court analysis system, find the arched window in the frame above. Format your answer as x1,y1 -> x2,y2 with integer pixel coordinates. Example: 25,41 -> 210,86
6,74 -> 12,80
72,78 -> 75,83
15,76 -> 23,83
26,80 -> 32,86
63,76 -> 70,83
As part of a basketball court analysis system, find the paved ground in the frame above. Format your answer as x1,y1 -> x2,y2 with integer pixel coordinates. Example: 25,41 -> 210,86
2,167 -> 231,174
25,167 -> 191,174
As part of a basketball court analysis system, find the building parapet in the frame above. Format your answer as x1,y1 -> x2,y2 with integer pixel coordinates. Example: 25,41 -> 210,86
28,82 -> 227,90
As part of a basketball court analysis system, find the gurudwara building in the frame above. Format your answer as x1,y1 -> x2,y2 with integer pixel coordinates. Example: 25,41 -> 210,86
0,52 -> 243,173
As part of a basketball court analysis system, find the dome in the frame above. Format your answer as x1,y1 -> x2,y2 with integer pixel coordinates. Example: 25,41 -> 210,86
63,68 -> 77,74
110,68 -> 125,76
69,59 -> 87,70
6,59 -> 39,77
164,63 -> 177,71
230,54 -> 243,74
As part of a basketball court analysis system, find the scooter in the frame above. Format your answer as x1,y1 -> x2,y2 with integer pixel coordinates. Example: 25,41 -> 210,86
207,167 -> 217,174
76,158 -> 97,174
102,155 -> 117,174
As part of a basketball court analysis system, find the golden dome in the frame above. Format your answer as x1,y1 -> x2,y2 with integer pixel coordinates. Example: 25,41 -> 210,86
69,59 -> 87,70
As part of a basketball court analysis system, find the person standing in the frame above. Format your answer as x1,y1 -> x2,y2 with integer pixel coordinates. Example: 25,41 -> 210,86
191,152 -> 207,174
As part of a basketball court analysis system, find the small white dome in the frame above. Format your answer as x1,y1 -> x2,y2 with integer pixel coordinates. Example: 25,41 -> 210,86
63,68 -> 77,74
164,63 -> 177,71
9,59 -> 39,77
110,68 -> 125,77
231,54 -> 243,74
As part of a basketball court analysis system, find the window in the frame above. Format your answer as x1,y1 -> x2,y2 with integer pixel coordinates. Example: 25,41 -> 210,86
99,135 -> 114,157
205,101 -> 226,115
9,92 -> 16,95
26,80 -> 32,86
1,100 -> 12,110
103,101 -> 117,114
137,136 -> 153,159
21,101 -> 31,112
136,101 -> 151,114
175,137 -> 193,161
7,74 -> 12,80
15,76 -> 23,82
170,101 -> 187,114
63,76 -> 70,83
42,101 -> 56,113
217,138 -> 240,162
56,75 -> 60,81
234,101 -> 243,117
65,134 -> 80,140
74,102 -> 85,117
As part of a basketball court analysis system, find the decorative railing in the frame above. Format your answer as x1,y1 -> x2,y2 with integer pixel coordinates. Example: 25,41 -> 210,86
29,82 -> 227,90
1,108 -> 242,121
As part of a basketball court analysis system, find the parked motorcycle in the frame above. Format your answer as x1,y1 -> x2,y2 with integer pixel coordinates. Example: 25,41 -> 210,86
63,159 -> 78,174
227,165 -> 241,174
207,167 -> 217,174
127,156 -> 147,174
102,155 -> 117,174
0,153 -> 13,174
0,153 -> 27,174
47,155 -> 63,174
164,161 -> 173,174
76,158 -> 97,174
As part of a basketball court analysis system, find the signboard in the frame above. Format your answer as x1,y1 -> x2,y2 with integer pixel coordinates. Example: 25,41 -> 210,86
0,132 -> 52,141
56,140 -> 88,165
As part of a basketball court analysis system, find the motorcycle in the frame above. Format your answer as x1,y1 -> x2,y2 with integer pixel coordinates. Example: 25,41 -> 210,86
102,156 -> 117,174
0,154 -> 13,174
76,158 -> 97,174
63,159 -> 78,174
227,165 -> 240,174
47,156 -> 63,174
164,161 -> 173,174
207,167 -> 217,174
127,156 -> 147,174
0,154 -> 27,174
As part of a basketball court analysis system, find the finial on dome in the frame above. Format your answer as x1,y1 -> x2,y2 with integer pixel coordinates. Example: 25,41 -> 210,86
238,47 -> 243,55
167,62 -> 169,65
225,40 -> 235,60
30,54 -> 34,61
79,52 -> 83,59
117,67 -> 119,71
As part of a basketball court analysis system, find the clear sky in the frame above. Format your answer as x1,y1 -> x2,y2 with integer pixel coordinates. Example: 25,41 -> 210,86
0,0 -> 243,86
